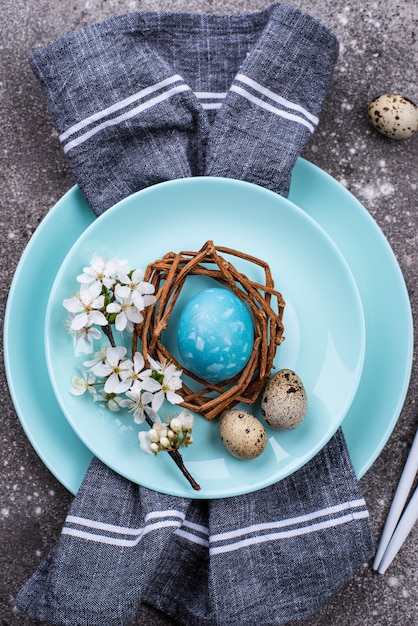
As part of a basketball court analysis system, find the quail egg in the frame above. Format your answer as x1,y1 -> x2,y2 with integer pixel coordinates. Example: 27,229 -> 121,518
261,369 -> 307,430
219,409 -> 266,459
368,94 -> 418,140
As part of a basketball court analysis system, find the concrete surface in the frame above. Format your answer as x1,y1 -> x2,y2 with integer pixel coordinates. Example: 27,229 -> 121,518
1,1 -> 417,625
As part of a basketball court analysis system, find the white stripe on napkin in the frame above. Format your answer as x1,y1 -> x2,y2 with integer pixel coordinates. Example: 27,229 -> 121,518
175,529 -> 210,547
211,499 -> 367,543
209,510 -> 370,555
171,499 -> 369,552
61,79 -> 191,153
235,74 -> 318,124
194,91 -> 227,99
195,91 -> 227,110
60,499 -> 368,552
62,510 -> 186,547
200,102 -> 223,110
231,73 -> 317,132
59,74 -> 185,142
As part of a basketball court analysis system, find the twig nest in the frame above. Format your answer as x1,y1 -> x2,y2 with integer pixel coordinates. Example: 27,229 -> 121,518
261,369 -> 307,430
368,94 -> 418,140
219,409 -> 266,459
134,241 -> 285,420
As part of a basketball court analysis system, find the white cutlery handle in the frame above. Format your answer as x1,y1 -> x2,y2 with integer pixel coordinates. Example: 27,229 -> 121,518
376,485 -> 418,574
373,429 -> 418,571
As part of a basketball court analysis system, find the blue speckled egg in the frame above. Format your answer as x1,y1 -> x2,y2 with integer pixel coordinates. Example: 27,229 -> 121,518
177,287 -> 254,384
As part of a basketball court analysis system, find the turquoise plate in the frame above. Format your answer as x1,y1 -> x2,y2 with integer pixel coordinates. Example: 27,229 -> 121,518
4,159 -> 413,495
44,177 -> 365,497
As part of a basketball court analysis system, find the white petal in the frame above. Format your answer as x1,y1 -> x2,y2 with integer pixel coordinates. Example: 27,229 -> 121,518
88,311 -> 108,326
107,398 -> 121,412
131,292 -> 145,310
166,390 -> 183,405
70,312 -> 88,331
63,297 -> 82,313
115,284 -> 131,299
140,283 -> 155,295
104,373 -> 121,393
133,352 -> 145,373
142,294 -> 157,307
140,377 -> 161,392
107,346 -> 127,364
77,272 -> 95,284
115,311 -> 127,332
131,269 -> 145,282
151,391 -> 165,412
115,378 -> 132,394
126,307 -> 143,324
89,281 -> 103,299
147,356 -> 162,372
141,391 -> 154,405
138,431 -> 154,455
88,327 -> 102,339
79,284 -> 94,303
178,409 -> 194,429
92,362 -> 112,377
102,276 -> 116,289
91,295 -> 105,309
90,252 -> 105,270
106,302 -> 121,313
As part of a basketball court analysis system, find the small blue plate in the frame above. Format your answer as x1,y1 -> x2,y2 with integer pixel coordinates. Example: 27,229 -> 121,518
44,176 -> 365,497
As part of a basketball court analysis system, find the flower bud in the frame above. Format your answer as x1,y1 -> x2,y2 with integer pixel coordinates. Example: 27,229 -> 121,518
148,429 -> 160,443
170,417 -> 182,433
179,410 -> 194,430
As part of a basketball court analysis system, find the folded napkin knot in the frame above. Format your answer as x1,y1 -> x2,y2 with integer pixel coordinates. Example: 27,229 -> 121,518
16,4 -> 373,626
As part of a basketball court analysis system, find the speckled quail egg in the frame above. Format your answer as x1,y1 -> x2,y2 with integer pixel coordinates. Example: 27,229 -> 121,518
261,369 -> 307,430
367,94 -> 418,140
219,409 -> 266,459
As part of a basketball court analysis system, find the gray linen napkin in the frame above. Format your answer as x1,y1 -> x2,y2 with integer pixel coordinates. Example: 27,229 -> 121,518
15,4 -> 374,625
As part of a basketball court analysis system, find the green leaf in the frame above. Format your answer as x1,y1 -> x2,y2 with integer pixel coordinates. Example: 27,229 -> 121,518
151,370 -> 164,384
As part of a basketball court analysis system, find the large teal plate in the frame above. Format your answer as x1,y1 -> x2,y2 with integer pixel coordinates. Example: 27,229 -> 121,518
4,159 -> 413,495
44,177 -> 365,497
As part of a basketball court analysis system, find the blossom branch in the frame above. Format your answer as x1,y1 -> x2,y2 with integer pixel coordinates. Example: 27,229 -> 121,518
63,252 -> 200,492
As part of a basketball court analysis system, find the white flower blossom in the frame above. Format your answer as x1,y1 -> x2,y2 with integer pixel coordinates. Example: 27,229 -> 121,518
94,390 -> 127,412
140,358 -> 183,411
122,352 -> 145,385
124,381 -> 155,424
115,268 -> 156,312
91,346 -> 132,393
70,368 -> 97,396
106,296 -> 144,333
82,344 -> 111,369
63,283 -> 107,332
77,253 -> 123,289
74,323 -> 102,347
170,410 -> 194,433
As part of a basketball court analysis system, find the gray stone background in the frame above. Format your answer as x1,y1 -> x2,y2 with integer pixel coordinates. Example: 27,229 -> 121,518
1,1 -> 417,625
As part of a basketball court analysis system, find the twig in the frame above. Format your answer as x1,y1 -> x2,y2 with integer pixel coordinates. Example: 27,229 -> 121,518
168,449 -> 201,491
143,401 -> 201,491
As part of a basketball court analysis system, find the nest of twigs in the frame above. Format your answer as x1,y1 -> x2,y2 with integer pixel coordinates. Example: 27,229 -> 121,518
132,240 -> 285,420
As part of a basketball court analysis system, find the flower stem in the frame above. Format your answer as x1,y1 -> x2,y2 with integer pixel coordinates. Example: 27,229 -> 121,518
168,449 -> 201,491
102,325 -> 116,348
144,413 -> 201,491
